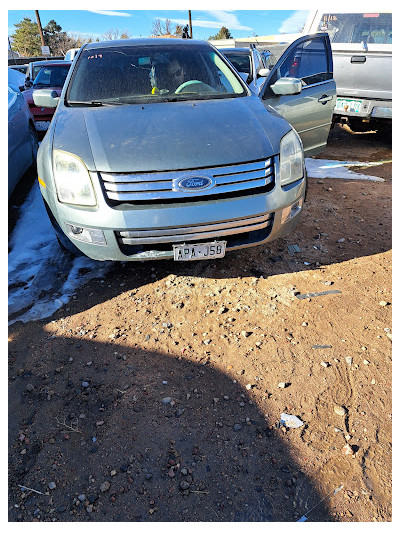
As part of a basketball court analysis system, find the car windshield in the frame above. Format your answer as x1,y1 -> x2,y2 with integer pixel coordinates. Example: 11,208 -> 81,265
223,52 -> 251,74
66,44 -> 246,104
33,65 -> 70,87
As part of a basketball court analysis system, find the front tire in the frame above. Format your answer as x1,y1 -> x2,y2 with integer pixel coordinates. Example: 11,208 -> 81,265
29,123 -> 39,163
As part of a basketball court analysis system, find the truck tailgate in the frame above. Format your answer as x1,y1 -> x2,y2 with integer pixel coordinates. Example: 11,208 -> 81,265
332,47 -> 392,100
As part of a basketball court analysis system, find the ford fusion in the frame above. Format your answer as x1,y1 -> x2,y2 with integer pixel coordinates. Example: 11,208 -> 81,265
35,39 -> 308,262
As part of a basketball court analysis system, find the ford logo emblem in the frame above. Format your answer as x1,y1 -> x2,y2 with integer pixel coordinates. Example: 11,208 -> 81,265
174,176 -> 214,192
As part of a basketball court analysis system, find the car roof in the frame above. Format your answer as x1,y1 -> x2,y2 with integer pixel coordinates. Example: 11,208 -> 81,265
222,48 -> 251,53
32,60 -> 72,66
83,38 -> 211,50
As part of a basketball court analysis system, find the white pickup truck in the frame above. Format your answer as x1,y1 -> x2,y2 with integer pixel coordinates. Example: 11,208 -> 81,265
303,10 -> 392,136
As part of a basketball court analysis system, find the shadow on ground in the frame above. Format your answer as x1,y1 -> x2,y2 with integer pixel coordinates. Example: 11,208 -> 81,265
9,328 -> 334,522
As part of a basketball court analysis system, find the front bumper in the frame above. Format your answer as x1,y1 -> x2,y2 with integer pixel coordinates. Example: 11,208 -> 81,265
40,164 -> 306,262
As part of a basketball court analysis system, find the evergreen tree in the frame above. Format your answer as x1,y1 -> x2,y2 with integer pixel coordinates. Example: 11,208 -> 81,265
43,19 -> 69,55
209,26 -> 232,40
11,17 -> 41,57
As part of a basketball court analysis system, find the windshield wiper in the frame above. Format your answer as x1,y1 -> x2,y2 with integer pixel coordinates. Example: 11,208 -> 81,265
66,100 -> 122,107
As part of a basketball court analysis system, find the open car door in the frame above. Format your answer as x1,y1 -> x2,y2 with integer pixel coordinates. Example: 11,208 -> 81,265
260,33 -> 336,157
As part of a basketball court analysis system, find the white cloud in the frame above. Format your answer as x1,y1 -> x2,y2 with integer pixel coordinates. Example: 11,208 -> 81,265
204,10 -> 252,30
279,10 -> 309,34
87,10 -> 131,17
159,10 -> 252,31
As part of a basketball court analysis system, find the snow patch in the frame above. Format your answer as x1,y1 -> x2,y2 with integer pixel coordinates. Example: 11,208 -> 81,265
8,183 -> 111,324
306,158 -> 385,181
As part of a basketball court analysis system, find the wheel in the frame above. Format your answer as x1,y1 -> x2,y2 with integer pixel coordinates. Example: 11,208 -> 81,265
175,80 -> 218,95
56,235 -> 82,257
29,123 -> 39,162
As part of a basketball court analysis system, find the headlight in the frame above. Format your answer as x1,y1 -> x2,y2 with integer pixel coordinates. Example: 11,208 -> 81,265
53,150 -> 96,206
279,130 -> 304,186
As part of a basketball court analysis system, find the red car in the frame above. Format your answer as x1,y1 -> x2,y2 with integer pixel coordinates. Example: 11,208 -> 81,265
23,60 -> 72,132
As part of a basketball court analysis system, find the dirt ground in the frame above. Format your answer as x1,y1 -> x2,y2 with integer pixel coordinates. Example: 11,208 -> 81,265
8,125 -> 392,522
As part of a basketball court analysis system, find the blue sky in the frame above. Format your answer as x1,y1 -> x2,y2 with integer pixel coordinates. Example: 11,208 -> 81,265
8,9 -> 311,41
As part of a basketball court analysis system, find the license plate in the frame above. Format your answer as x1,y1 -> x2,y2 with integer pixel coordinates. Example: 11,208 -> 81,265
335,98 -> 363,114
173,241 -> 227,261
35,121 -> 51,131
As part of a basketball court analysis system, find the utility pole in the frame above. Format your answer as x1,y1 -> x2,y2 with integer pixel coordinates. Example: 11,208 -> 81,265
35,10 -> 45,47
188,10 -> 192,38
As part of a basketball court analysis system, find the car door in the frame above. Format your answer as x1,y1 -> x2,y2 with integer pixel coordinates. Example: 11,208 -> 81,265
8,87 -> 26,196
260,33 -> 336,156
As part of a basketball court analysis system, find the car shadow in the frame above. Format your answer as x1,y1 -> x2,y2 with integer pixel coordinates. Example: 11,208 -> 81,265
8,327 -> 337,522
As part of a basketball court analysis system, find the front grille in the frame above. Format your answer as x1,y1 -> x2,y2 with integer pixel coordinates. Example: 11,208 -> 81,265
115,213 -> 274,256
100,158 -> 275,204
116,213 -> 273,246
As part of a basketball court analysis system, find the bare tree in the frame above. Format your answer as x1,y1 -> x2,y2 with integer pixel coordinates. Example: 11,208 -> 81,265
102,28 -> 132,40
152,18 -> 176,36
174,24 -> 183,37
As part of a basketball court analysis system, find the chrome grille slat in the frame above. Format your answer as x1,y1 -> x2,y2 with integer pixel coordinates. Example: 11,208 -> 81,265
100,158 -> 275,202
119,214 -> 271,238
106,175 -> 273,201
211,159 -> 272,176
217,168 -> 273,185
104,181 -> 172,192
116,214 -> 273,245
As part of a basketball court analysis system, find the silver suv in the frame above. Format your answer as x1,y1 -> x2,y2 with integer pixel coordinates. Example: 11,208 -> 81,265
34,36 -> 335,262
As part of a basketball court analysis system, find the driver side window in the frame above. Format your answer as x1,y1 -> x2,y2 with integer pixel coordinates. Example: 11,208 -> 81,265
263,37 -> 332,99
277,38 -> 331,85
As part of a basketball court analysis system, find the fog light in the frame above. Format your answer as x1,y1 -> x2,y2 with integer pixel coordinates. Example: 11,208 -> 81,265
70,225 -> 83,235
65,223 -> 107,246
281,198 -> 303,224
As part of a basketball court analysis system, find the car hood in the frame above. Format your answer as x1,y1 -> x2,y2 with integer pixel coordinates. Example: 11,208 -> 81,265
52,97 -> 291,173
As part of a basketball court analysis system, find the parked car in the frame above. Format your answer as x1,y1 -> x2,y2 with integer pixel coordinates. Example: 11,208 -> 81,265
8,85 -> 38,198
303,10 -> 392,134
64,48 -> 80,61
24,60 -> 50,89
260,50 -> 277,70
9,63 -> 29,75
8,67 -> 26,92
34,36 -> 335,261
219,47 -> 270,94
23,61 -> 72,132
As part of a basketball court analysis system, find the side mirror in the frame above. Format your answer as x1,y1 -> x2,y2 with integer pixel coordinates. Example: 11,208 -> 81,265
270,77 -> 302,96
33,89 -> 59,108
25,79 -> 33,88
257,68 -> 270,78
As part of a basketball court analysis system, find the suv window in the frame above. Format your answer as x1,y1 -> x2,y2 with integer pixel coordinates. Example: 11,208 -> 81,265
318,13 -> 392,44
67,45 -> 246,104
